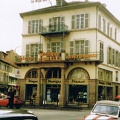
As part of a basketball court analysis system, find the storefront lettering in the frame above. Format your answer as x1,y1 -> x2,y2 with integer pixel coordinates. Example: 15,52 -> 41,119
99,81 -> 105,85
39,52 -> 62,61
66,53 -> 97,60
47,79 -> 61,84
29,79 -> 37,83
19,57 -> 35,62
72,79 -> 85,83
106,82 -> 112,85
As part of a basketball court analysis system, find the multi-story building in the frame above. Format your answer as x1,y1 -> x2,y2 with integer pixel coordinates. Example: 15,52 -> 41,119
17,0 -> 120,107
0,50 -> 20,95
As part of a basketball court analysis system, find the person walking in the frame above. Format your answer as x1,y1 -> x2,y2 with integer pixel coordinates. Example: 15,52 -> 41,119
7,88 -> 15,109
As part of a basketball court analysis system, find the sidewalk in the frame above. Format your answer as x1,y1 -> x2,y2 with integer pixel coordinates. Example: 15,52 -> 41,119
22,103 -> 91,111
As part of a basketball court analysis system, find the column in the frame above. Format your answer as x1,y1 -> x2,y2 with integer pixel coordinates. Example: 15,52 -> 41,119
35,68 -> 42,105
59,68 -> 66,107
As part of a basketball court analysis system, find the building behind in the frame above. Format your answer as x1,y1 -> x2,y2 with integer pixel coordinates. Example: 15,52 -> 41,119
16,0 -> 120,107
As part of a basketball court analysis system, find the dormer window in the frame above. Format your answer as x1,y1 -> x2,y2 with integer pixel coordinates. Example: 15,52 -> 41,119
56,0 -> 67,6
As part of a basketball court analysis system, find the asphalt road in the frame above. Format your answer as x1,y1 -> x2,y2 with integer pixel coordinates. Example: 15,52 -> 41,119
26,108 -> 91,120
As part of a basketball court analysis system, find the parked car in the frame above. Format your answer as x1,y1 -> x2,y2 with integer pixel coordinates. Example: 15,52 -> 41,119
82,100 -> 120,120
0,95 -> 24,109
0,109 -> 38,120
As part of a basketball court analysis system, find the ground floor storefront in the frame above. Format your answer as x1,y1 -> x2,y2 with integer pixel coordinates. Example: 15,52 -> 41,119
20,64 -> 120,108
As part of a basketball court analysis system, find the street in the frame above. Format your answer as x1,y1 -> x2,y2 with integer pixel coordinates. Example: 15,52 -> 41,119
26,108 -> 90,120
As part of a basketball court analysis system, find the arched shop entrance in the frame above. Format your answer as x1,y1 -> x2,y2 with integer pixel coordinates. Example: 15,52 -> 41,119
67,67 -> 90,107
25,68 -> 43,100
45,68 -> 61,104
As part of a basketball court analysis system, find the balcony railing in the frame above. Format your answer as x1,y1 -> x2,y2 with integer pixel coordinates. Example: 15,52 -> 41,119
15,52 -> 103,63
40,24 -> 69,36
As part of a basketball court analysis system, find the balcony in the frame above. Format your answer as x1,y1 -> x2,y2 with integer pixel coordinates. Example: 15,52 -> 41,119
15,52 -> 103,65
40,24 -> 70,37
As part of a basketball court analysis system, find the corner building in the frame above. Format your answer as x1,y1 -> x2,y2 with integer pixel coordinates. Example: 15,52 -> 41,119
17,0 -> 120,107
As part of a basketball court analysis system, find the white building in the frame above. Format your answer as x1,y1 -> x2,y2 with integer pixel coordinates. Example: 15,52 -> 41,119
18,0 -> 120,107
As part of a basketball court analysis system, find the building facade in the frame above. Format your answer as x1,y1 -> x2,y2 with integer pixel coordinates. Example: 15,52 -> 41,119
0,50 -> 20,95
17,0 -> 120,107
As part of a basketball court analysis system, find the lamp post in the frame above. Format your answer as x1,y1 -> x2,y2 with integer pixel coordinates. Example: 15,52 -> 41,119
13,46 -> 22,62
14,46 -> 22,54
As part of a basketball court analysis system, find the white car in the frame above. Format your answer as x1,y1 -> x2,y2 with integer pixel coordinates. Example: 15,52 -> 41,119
84,100 -> 120,120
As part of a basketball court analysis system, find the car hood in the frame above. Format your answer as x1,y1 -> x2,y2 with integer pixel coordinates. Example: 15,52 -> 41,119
85,114 -> 117,120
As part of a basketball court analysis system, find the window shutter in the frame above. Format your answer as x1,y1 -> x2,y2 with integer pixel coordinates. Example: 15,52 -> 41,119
26,44 -> 30,57
70,41 -> 74,54
85,40 -> 89,54
28,21 -> 31,34
47,42 -> 51,52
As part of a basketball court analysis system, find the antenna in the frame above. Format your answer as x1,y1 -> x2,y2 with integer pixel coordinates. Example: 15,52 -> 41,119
48,0 -> 52,6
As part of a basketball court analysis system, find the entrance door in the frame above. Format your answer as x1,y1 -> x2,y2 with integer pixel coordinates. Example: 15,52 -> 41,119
46,85 -> 60,103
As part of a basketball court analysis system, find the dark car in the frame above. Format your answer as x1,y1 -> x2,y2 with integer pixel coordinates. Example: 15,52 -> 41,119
0,109 -> 38,120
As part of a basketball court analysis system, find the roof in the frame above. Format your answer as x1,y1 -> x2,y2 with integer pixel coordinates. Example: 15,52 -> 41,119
20,1 -> 120,25
0,109 -> 37,119
0,58 -> 19,68
96,100 -> 120,106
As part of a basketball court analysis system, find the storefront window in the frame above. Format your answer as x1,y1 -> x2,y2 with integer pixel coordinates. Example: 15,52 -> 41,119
68,68 -> 89,104
69,85 -> 87,103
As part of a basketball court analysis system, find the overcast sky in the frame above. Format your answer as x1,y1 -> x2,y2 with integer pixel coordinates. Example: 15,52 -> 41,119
0,0 -> 120,55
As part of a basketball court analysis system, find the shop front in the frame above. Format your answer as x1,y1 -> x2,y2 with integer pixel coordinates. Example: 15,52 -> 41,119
98,80 -> 113,101
67,67 -> 90,108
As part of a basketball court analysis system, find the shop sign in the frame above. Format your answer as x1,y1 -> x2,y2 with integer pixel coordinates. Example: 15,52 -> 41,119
26,79 -> 38,84
106,82 -> 112,86
66,53 -> 97,60
98,80 -> 112,86
19,57 -> 35,62
47,79 -> 61,84
98,81 -> 105,85
69,79 -> 88,84
39,52 -> 61,61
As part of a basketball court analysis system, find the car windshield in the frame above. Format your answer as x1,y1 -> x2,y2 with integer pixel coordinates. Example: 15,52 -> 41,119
92,104 -> 119,116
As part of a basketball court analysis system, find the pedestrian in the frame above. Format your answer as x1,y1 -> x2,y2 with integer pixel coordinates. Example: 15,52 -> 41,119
7,88 -> 15,109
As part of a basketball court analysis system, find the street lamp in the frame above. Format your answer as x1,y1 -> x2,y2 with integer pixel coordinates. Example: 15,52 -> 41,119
14,46 -> 22,55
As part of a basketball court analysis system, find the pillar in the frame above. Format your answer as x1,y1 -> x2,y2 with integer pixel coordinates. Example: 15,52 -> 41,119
35,68 -> 42,105
59,68 -> 66,107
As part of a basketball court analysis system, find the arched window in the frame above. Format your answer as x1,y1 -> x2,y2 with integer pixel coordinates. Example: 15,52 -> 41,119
26,69 -> 38,78
68,68 -> 89,79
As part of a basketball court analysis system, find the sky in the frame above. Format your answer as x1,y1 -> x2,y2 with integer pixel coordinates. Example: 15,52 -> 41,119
0,0 -> 120,55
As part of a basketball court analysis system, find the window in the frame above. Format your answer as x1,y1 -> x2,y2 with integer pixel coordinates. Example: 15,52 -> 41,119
98,15 -> 102,30
75,40 -> 89,54
106,70 -> 112,81
98,68 -> 104,80
28,19 -> 43,34
49,17 -> 65,31
47,41 -> 64,52
107,22 -> 110,36
107,47 -> 112,64
110,27 -> 112,38
115,28 -> 117,41
100,42 -> 104,61
51,42 -> 60,52
27,69 -> 38,78
47,68 -> 61,78
71,13 -> 89,29
98,68 -> 112,81
70,41 -> 74,54
26,43 -> 43,60
103,18 -> 106,33
116,71 -> 118,81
